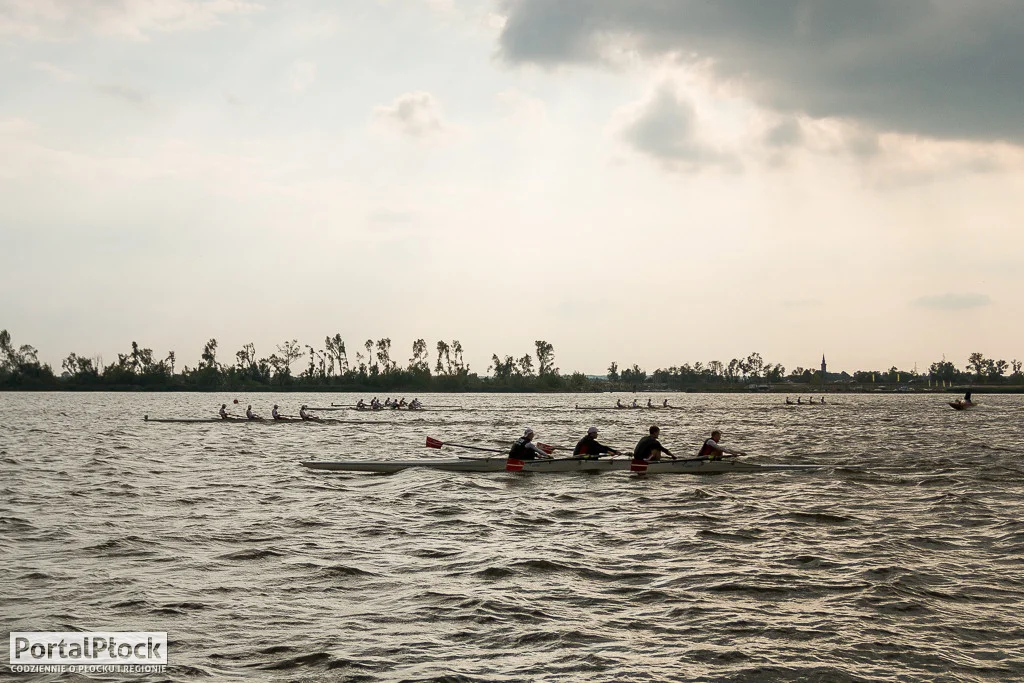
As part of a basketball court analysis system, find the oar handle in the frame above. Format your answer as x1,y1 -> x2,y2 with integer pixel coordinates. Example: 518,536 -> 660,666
446,442 -> 504,454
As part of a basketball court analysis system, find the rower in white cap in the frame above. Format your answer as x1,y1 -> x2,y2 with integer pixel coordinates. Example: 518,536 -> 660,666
508,427 -> 553,460
573,426 -> 621,458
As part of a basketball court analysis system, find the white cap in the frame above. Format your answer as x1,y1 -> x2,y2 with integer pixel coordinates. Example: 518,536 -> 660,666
587,426 -> 598,434
524,427 -> 534,436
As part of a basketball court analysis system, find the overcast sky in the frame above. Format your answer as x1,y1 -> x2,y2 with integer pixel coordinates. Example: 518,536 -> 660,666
2,0 -> 1022,376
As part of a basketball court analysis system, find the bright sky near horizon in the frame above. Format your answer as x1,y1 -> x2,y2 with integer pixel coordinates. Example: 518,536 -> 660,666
2,0 -> 1022,376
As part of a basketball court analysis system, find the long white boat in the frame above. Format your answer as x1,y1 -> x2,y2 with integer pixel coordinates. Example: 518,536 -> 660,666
300,456 -> 834,475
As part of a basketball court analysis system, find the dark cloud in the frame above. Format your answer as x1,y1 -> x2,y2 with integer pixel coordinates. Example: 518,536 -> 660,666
764,119 -> 803,149
912,293 -> 992,310
619,84 -> 735,169
497,1 -> 1024,144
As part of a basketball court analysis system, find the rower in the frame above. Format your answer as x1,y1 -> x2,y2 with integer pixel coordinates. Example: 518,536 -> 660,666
272,404 -> 283,420
399,398 -> 407,407
697,430 -> 746,461
573,426 -> 620,459
662,399 -> 669,408
785,397 -> 793,405
409,398 -> 422,410
633,425 -> 675,463
631,399 -> 639,408
299,404 -> 318,421
797,396 -> 802,404
508,427 -> 552,461
616,399 -> 623,408
356,399 -> 366,410
219,403 -> 230,419
647,398 -> 653,408
246,404 -> 260,420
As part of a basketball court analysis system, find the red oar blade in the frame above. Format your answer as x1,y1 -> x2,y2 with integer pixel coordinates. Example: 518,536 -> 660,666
426,436 -> 444,449
538,443 -> 555,455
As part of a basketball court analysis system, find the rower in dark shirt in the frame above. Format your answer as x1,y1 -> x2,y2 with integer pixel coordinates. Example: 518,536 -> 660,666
573,426 -> 620,458
508,427 -> 551,461
632,425 -> 675,462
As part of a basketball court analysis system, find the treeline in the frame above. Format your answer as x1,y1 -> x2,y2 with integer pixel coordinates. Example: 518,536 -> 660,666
1,328 -> 1022,392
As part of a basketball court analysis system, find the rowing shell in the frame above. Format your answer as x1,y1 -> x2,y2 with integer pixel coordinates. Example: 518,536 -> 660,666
576,406 -> 679,411
143,416 -> 338,424
300,457 -> 831,474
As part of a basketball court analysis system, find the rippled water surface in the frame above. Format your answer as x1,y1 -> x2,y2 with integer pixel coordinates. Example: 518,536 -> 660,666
2,392 -> 1024,682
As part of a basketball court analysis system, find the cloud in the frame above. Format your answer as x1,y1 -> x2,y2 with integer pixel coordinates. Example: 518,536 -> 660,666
373,91 -> 447,138
289,61 -> 317,92
0,0 -> 262,41
495,89 -> 547,125
32,61 -> 79,82
613,83 -> 736,171
496,1 -> 1024,146
763,118 -> 802,149
95,83 -> 151,105
912,293 -> 992,310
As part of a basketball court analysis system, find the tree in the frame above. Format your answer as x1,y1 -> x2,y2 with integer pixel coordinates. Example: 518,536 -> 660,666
929,359 -> 957,383
535,340 -> 556,376
726,358 -> 740,381
607,362 -> 619,381
621,364 -> 646,385
967,352 -> 988,378
199,339 -> 219,370
489,354 -> 517,379
435,341 -> 451,375
375,338 -> 395,374
409,339 -> 430,375
990,359 -> 1008,379
277,339 -> 304,375
451,340 -> 467,374
517,354 -> 535,377
324,334 -> 348,376
745,352 -> 764,379
363,339 -> 378,375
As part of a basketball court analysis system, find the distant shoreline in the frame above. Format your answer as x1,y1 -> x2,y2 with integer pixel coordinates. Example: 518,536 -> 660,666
2,386 -> 1020,394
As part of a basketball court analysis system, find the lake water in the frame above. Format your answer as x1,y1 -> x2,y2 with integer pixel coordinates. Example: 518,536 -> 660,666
2,392 -> 1023,682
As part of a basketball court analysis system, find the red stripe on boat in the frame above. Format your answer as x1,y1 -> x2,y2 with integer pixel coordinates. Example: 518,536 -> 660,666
506,458 -> 525,472
630,460 -> 649,473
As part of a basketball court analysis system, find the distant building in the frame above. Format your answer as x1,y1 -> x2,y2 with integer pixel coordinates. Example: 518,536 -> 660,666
821,355 -> 827,379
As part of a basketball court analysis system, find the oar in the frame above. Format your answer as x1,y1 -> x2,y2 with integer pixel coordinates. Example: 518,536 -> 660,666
426,436 -> 503,454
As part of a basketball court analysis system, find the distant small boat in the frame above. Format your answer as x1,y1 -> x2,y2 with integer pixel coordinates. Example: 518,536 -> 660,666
948,401 -> 976,411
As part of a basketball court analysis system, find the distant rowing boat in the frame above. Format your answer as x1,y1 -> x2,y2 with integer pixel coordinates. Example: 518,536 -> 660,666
300,457 -> 832,475
575,406 -> 680,411
143,415 -> 339,424
330,403 -> 432,411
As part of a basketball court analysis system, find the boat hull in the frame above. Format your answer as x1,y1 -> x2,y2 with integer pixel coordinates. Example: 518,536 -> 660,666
300,457 -> 828,475
144,416 -> 334,424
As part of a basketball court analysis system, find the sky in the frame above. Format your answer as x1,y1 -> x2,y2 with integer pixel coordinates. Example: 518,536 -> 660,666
1,0 -> 1022,376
